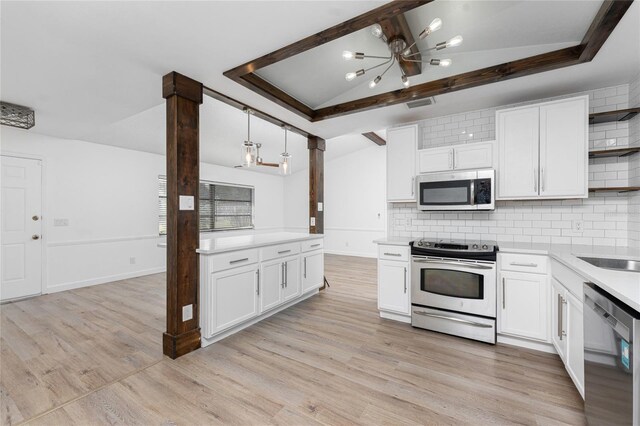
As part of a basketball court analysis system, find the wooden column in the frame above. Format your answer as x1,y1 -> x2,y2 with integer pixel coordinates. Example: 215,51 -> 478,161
162,72 -> 203,359
308,136 -> 325,234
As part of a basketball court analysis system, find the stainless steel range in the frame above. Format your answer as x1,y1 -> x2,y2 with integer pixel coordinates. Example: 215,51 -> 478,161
411,239 -> 498,344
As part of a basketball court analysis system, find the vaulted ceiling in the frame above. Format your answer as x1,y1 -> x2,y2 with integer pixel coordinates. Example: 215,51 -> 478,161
1,1 -> 639,167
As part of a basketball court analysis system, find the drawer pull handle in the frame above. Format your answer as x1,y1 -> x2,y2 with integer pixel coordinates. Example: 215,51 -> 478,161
230,257 -> 249,264
510,262 -> 538,267
278,250 -> 291,254
384,252 -> 401,257
310,243 -> 321,248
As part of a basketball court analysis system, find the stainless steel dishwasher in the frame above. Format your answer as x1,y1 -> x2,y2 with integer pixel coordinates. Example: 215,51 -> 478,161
584,282 -> 640,425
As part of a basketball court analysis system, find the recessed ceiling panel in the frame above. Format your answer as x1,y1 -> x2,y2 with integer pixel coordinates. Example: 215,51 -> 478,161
254,0 -> 602,109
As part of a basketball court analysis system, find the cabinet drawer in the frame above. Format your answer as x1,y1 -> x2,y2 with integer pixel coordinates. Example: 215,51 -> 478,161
301,239 -> 323,252
551,259 -> 586,300
260,242 -> 300,261
209,248 -> 259,273
378,245 -> 409,261
499,253 -> 547,274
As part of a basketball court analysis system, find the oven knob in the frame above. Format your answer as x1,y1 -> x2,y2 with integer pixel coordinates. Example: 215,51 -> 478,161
472,244 -> 478,249
482,244 -> 488,250
425,242 -> 431,247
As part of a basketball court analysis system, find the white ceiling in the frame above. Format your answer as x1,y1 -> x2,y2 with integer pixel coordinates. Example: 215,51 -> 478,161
1,0 -> 639,162
257,0 -> 603,109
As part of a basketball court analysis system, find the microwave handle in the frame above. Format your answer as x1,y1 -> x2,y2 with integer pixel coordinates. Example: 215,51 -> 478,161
411,176 -> 415,196
469,180 -> 475,206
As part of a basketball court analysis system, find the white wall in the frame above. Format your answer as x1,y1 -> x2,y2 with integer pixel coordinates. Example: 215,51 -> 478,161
1,126 -> 285,293
284,143 -> 386,257
389,84 -> 636,247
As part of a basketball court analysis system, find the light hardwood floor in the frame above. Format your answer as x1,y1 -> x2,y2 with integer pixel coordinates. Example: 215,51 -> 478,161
1,254 -> 586,425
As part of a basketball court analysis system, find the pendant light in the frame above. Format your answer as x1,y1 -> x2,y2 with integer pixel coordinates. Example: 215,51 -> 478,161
280,125 -> 292,175
241,108 -> 256,167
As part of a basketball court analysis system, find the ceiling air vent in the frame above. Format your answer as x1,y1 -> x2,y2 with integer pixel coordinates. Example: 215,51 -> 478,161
1,101 -> 35,129
406,97 -> 435,109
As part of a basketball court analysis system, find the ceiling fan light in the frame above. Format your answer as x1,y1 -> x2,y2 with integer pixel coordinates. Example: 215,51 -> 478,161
402,75 -> 410,88
371,24 -> 383,38
369,76 -> 381,88
419,17 -> 442,39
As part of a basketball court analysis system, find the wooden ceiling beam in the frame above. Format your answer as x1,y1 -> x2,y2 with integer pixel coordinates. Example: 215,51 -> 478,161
362,132 -> 386,146
379,13 -> 421,77
579,0 -> 633,62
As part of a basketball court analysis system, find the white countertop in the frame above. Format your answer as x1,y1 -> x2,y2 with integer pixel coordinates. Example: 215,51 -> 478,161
373,237 -> 414,246
500,242 -> 640,312
158,232 -> 323,255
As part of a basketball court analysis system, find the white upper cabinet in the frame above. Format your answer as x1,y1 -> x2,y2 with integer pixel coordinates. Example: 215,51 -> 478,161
497,106 -> 540,198
539,98 -> 588,198
496,96 -> 588,200
418,146 -> 452,173
418,141 -> 494,174
387,125 -> 417,202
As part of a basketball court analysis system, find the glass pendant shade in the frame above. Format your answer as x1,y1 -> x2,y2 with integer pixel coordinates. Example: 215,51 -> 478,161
280,153 -> 292,175
242,142 -> 256,167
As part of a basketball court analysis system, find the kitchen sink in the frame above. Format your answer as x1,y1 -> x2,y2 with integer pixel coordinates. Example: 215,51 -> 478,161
578,256 -> 640,273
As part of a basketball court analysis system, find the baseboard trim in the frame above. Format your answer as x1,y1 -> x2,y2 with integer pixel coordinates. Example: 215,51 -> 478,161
379,310 -> 411,323
46,267 -> 166,293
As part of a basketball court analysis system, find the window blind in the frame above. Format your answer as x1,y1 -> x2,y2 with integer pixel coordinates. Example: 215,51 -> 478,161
158,177 -> 254,235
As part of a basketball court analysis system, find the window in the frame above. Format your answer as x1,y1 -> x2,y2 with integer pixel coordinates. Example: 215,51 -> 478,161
158,176 -> 254,235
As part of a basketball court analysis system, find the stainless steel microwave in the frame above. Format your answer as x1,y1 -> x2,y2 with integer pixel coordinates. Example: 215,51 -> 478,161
416,169 -> 495,211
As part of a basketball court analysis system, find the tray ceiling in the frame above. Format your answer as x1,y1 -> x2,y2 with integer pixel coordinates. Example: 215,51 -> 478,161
255,1 -> 602,110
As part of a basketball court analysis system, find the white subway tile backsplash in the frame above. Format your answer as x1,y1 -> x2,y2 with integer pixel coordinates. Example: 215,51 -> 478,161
391,83 -> 638,247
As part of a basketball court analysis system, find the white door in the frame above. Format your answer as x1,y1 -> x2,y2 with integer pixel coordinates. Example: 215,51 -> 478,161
387,125 -> 417,201
302,251 -> 324,293
259,259 -> 283,313
539,97 -> 588,198
1,155 -> 42,301
418,147 -> 452,173
498,271 -> 549,341
212,265 -> 259,333
551,278 -> 568,362
497,107 -> 539,199
566,291 -> 585,397
282,256 -> 301,302
454,142 -> 494,170
378,260 -> 409,314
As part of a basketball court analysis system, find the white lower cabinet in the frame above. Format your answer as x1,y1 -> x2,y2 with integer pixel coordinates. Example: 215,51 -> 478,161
377,244 -> 410,321
566,290 -> 584,397
210,264 -> 260,335
498,270 -> 549,342
302,250 -> 324,293
201,238 -> 323,345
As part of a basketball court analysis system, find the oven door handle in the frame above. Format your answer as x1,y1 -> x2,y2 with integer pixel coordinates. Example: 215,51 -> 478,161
413,311 -> 493,328
412,259 -> 493,270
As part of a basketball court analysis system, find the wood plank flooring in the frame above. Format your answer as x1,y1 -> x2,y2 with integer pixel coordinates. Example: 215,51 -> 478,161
1,254 -> 586,425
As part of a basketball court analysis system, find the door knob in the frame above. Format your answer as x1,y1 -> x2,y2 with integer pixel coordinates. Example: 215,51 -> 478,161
32,215 -> 40,221
32,235 -> 40,240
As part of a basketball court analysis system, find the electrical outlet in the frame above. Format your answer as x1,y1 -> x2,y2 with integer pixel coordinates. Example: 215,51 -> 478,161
573,220 -> 584,232
182,304 -> 193,321
129,257 -> 136,265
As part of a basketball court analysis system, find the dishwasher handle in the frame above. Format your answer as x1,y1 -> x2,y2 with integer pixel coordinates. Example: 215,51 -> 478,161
584,292 -> 631,342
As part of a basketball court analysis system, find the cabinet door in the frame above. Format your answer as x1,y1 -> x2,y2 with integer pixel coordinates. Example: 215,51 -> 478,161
454,142 -> 493,170
387,125 -> 417,201
566,291 -> 585,397
302,251 -> 324,293
260,259 -> 283,313
551,278 -> 568,362
539,97 -> 588,198
498,271 -> 549,341
418,147 -> 452,173
497,107 -> 539,198
212,265 -> 259,334
378,260 -> 410,315
282,256 -> 301,302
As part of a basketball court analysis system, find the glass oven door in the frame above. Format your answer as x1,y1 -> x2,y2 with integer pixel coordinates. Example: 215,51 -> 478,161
411,256 -> 497,317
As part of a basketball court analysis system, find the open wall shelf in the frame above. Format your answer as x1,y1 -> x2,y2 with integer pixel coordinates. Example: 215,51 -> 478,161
589,107 -> 640,124
589,146 -> 640,158
589,187 -> 640,193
